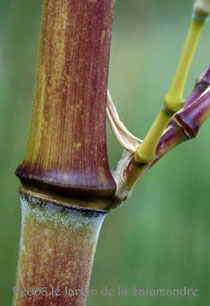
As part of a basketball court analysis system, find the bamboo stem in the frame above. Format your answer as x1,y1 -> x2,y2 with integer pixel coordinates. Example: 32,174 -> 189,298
16,0 -> 116,205
14,1 -> 116,305
13,191 -> 107,306
13,1 -> 210,305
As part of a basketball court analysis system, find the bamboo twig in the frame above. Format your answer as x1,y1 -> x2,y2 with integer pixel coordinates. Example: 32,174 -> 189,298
183,64 -> 210,109
111,65 -> 210,205
135,2 -> 209,164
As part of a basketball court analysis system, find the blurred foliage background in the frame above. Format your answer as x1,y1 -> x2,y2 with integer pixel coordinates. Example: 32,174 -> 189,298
1,0 -> 210,305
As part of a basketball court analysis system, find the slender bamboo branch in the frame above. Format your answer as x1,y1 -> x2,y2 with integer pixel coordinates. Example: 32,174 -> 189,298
135,2 -> 209,164
183,64 -> 210,109
174,89 -> 210,138
111,65 -> 210,205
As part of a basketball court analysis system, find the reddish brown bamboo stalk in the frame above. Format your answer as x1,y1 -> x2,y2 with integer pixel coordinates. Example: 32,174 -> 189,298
16,0 -> 116,207
14,1 -> 116,305
13,192 -> 107,306
13,0 -> 210,304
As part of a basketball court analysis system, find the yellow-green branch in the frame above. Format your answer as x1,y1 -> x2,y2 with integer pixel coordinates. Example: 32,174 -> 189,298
135,6 -> 208,164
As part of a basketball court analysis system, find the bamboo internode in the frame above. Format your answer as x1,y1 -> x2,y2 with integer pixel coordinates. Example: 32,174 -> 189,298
16,0 -> 116,205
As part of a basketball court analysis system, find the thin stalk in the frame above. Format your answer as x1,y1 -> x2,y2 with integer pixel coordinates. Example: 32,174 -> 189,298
183,64 -> 210,109
135,5 -> 207,164
112,65 -> 210,204
163,18 -> 205,110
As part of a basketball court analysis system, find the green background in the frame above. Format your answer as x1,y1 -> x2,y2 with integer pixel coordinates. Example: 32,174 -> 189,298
1,0 -> 210,305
